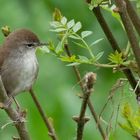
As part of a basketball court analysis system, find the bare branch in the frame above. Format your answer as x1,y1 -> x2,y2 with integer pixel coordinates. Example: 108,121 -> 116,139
73,72 -> 96,140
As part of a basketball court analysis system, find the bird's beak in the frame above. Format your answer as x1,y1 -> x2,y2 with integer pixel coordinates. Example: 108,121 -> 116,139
39,42 -> 47,46
36,42 -> 50,53
35,42 -> 48,48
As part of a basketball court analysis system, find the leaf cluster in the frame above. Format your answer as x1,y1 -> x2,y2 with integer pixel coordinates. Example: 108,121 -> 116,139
49,9 -> 104,66
119,102 -> 140,137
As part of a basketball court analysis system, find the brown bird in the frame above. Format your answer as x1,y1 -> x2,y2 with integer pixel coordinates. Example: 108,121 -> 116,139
0,29 -> 43,106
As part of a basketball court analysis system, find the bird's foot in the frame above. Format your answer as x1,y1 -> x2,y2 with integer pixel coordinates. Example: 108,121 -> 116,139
0,98 -> 12,109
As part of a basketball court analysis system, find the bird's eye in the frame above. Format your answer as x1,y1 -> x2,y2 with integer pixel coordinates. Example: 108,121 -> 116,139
27,43 -> 33,48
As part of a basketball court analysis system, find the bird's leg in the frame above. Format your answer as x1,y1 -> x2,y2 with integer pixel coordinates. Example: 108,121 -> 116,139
12,97 -> 20,111
12,97 -> 27,122
0,96 -> 20,110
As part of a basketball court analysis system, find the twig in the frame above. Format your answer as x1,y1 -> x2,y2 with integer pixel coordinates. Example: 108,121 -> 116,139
115,0 -> 140,71
0,76 -> 30,140
29,88 -> 58,140
87,100 -> 107,140
64,44 -> 107,140
124,0 -> 140,36
73,72 -> 96,140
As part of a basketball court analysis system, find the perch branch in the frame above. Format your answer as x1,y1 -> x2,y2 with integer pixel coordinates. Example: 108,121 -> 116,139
29,88 -> 58,140
0,76 -> 30,140
64,44 -> 107,140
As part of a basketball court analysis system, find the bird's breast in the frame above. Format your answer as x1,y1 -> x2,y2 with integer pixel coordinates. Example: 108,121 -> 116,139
1,51 -> 38,96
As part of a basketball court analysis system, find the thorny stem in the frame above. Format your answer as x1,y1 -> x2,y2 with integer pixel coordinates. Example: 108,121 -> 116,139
0,76 -> 30,140
29,88 -> 58,140
64,44 -> 107,140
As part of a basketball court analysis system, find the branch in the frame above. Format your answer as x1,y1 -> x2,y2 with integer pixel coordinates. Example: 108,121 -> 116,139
115,0 -> 140,71
0,76 -> 30,140
29,89 -> 58,140
64,44 -> 107,140
87,5 -> 140,99
93,7 -> 121,52
73,72 -> 96,140
124,0 -> 140,36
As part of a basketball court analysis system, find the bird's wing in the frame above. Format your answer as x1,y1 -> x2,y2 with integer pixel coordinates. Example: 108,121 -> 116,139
0,47 -> 9,73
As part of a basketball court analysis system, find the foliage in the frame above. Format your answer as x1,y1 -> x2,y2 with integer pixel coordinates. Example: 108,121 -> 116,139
108,51 -> 125,65
89,0 -> 111,9
49,9 -> 105,66
119,102 -> 140,138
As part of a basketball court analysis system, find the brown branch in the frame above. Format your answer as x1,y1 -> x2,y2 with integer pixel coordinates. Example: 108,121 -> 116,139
0,76 -> 30,140
115,0 -> 140,70
124,0 -> 140,36
89,6 -> 140,98
64,44 -> 107,140
73,72 -> 96,140
93,7 -> 121,52
29,88 -> 58,140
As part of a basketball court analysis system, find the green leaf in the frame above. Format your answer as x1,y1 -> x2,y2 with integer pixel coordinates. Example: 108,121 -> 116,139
60,55 -> 77,62
50,28 -> 67,33
90,0 -> 111,8
90,38 -> 104,47
66,62 -> 80,66
108,50 -> 124,64
119,123 -> 135,135
37,45 -> 50,54
69,35 -> 80,40
53,8 -> 63,22
61,17 -> 67,25
95,51 -> 104,61
67,19 -> 75,29
81,31 -> 93,38
55,42 -> 63,54
72,22 -> 82,33
50,21 -> 62,28
122,102 -> 132,119
78,55 -> 89,62
72,41 -> 86,48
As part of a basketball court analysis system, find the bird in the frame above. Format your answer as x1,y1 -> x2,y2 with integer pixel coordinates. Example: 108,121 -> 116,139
0,28 -> 43,107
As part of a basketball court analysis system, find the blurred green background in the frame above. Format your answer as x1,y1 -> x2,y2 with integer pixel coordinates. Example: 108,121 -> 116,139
0,0 -> 138,140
